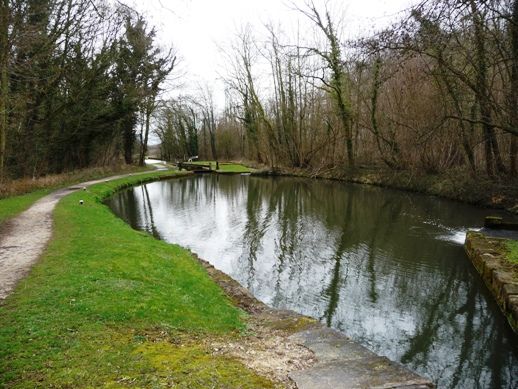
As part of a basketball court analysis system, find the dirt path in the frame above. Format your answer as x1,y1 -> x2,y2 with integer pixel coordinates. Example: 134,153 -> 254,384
0,172 -> 150,300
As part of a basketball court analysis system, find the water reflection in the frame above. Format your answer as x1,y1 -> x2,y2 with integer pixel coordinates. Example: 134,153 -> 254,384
106,175 -> 518,388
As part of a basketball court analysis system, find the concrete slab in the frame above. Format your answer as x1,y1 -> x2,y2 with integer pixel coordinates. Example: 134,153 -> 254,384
290,328 -> 373,363
290,359 -> 432,389
289,328 -> 434,389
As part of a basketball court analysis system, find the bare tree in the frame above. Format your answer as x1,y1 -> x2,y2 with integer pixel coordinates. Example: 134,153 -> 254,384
295,1 -> 354,167
0,0 -> 8,178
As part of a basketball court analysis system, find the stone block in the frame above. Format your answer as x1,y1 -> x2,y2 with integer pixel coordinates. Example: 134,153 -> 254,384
503,283 -> 518,297
507,295 -> 518,328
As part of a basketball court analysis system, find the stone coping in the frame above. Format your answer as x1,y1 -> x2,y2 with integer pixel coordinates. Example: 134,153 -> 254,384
464,231 -> 518,333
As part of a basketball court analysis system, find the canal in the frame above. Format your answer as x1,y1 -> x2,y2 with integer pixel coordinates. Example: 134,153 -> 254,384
106,175 -> 518,388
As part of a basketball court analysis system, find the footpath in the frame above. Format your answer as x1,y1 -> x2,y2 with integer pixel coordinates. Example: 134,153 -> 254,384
0,172 -> 151,299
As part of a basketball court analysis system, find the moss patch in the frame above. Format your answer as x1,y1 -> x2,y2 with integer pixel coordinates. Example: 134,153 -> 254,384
131,341 -> 276,388
265,316 -> 318,334
506,240 -> 518,267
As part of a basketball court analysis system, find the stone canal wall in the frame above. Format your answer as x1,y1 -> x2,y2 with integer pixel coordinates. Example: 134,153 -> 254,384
464,232 -> 518,333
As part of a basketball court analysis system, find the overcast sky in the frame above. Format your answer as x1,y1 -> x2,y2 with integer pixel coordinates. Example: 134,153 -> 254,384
127,0 -> 419,106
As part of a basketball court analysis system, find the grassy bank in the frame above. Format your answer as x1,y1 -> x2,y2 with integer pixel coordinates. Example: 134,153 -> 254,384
0,171 -> 275,388
0,165 -> 155,225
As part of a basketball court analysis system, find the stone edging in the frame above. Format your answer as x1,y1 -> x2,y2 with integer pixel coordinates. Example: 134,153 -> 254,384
464,231 -> 518,333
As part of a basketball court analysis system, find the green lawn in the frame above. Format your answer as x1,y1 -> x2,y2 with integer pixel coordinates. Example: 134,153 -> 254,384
0,189 -> 51,224
0,171 -> 274,388
217,162 -> 252,173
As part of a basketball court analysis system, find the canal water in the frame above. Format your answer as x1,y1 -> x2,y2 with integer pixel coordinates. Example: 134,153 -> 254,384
106,175 -> 518,388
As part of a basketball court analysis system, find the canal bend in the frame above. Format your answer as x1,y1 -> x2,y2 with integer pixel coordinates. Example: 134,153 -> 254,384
106,175 -> 518,389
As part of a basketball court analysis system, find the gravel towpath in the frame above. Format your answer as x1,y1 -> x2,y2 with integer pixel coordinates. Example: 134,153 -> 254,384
0,172 -> 151,300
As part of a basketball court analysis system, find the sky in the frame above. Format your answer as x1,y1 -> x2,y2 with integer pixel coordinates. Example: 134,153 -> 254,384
127,0 -> 420,107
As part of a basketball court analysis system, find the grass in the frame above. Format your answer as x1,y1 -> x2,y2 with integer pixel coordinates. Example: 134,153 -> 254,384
506,240 -> 518,265
0,171 -> 275,388
191,161 -> 252,173
217,162 -> 252,173
0,189 -> 51,224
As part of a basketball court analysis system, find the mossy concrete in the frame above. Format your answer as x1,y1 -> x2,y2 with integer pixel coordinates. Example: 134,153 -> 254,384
464,231 -> 518,333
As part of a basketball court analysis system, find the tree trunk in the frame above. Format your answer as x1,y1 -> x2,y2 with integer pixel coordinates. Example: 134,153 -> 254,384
301,5 -> 354,167
489,129 -> 506,173
470,0 -> 500,176
209,110 -> 218,168
139,108 -> 151,166
510,0 -> 518,176
0,0 -> 8,178
340,101 -> 354,167
123,123 -> 134,164
511,135 -> 517,176
437,53 -> 476,173
331,56 -> 353,168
